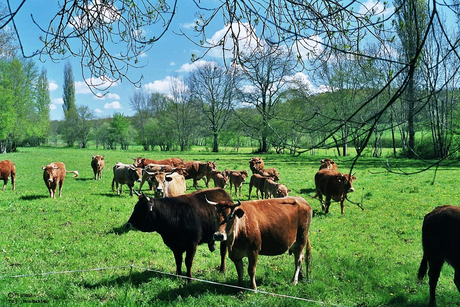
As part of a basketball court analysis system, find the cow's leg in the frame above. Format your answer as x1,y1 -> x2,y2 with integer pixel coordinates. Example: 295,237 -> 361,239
324,197 -> 331,213
232,258 -> 245,287
2,179 -> 6,191
219,242 -> 227,272
340,199 -> 345,215
58,181 -> 63,197
248,184 -> 252,200
247,253 -> 259,290
118,183 -> 122,195
292,251 -> 304,285
428,260 -> 443,307
11,174 -> 15,190
184,246 -> 197,280
172,250 -> 183,276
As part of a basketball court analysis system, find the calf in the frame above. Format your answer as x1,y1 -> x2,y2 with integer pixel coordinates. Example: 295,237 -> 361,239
209,197 -> 312,290
42,162 -> 79,198
149,171 -> 186,198
249,156 -> 280,181
91,155 -> 105,180
112,162 -> 143,196
314,169 -> 356,214
211,171 -> 228,189
248,173 -> 273,200
264,179 -> 291,199
228,170 -> 249,198
125,188 -> 233,280
418,205 -> 460,307
0,160 -> 16,191
319,158 -> 338,171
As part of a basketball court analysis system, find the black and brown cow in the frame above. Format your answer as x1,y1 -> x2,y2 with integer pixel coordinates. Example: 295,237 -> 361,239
209,196 -> 312,290
125,188 -> 233,280
91,155 -> 105,180
314,169 -> 356,214
42,162 -> 79,198
418,205 -> 460,307
0,160 -> 16,191
112,162 -> 143,196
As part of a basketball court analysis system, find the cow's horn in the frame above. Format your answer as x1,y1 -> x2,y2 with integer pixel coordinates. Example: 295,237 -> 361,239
234,200 -> 242,207
205,195 -> 218,205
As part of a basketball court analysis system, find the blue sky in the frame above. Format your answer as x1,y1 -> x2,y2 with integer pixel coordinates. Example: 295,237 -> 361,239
13,0 -> 393,121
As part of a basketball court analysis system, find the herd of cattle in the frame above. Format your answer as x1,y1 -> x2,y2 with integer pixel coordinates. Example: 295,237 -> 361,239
0,155 -> 458,304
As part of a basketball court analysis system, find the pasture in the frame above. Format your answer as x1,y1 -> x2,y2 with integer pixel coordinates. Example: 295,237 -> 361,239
0,147 -> 459,306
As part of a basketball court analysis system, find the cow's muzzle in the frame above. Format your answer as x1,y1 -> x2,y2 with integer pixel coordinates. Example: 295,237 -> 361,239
348,187 -> 355,193
213,232 -> 227,242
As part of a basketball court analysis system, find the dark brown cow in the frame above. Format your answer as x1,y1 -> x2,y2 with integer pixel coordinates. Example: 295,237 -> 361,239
319,158 -> 338,171
228,170 -> 249,198
418,205 -> 460,307
125,188 -> 233,280
211,171 -> 228,189
264,179 -> 291,199
91,155 -> 105,180
248,173 -> 273,200
132,157 -> 184,169
42,162 -> 79,198
210,197 -> 312,290
314,169 -> 356,214
0,160 -> 16,191
249,156 -> 280,181
183,161 -> 216,189
112,162 -> 143,196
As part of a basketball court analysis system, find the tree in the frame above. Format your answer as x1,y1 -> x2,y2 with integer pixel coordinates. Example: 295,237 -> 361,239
62,61 -> 78,147
33,67 -> 51,146
76,106 -> 94,148
109,113 -> 133,150
170,77 -> 195,151
0,85 -> 15,153
188,62 -> 238,152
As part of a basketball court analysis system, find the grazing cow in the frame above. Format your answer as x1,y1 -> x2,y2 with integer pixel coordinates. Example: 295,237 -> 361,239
418,205 -> 460,307
42,162 -> 79,198
149,171 -> 186,198
248,173 -> 273,200
184,161 -> 216,189
249,156 -> 280,181
314,169 -> 356,214
209,197 -> 312,290
264,179 -> 291,199
319,158 -> 338,171
125,188 -> 233,279
0,160 -> 16,191
132,157 -> 184,169
211,171 -> 228,189
91,155 -> 105,180
228,170 -> 249,198
112,163 -> 143,196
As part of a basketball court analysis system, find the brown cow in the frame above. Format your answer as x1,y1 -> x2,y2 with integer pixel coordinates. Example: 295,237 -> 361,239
264,179 -> 291,199
314,169 -> 356,214
184,161 -> 216,189
139,164 -> 182,191
319,158 -> 338,171
132,157 -> 184,169
228,170 -> 249,198
248,173 -> 273,200
211,171 -> 228,189
91,155 -> 105,180
0,160 -> 16,191
149,171 -> 186,198
126,188 -> 233,280
209,197 -> 312,290
249,156 -> 280,181
42,162 -> 79,198
418,205 -> 460,307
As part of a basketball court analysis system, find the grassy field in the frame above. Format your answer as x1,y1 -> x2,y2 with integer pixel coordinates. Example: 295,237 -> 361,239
0,147 -> 459,306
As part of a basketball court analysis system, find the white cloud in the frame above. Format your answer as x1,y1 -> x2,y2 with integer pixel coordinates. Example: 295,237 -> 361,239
93,92 -> 121,100
104,101 -> 122,109
144,76 -> 187,94
359,0 -> 394,16
94,108 -> 103,114
75,76 -> 118,94
49,104 -> 57,110
177,60 -> 215,73
49,81 -> 58,92
296,35 -> 324,60
52,98 -> 64,105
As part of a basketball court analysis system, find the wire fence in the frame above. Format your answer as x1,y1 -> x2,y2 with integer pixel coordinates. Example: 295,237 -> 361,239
0,263 -> 348,307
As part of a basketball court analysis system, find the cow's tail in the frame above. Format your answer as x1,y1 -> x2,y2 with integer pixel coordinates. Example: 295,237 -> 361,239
418,256 -> 428,280
66,170 -> 79,177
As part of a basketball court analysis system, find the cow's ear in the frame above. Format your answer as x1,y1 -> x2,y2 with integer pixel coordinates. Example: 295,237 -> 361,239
235,208 -> 245,219
352,176 -> 357,180
165,176 -> 173,182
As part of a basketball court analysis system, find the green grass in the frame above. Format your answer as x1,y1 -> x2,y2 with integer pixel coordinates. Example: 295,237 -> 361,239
0,147 -> 459,306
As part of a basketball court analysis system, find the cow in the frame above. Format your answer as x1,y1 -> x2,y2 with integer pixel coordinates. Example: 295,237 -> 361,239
42,162 -> 79,198
228,170 -> 249,198
139,163 -> 183,191
149,171 -> 186,198
91,155 -> 105,180
264,179 -> 291,199
132,157 -> 184,169
125,188 -> 233,280
319,158 -> 338,171
248,173 -> 273,200
0,160 -> 16,191
418,205 -> 460,307
211,171 -> 228,189
249,156 -> 280,181
209,197 -> 312,290
112,162 -> 143,196
183,161 -> 216,189
314,169 -> 357,214
204,161 -> 217,188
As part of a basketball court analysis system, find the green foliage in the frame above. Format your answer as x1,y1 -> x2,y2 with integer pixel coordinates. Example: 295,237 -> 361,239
1,147 -> 459,306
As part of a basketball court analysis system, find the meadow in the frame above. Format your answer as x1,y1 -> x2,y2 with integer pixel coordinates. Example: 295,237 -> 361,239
0,146 -> 459,306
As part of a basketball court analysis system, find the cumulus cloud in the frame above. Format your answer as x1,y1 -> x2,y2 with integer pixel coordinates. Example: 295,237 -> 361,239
93,92 -> 121,100
104,101 -> 122,109
94,108 -> 103,114
75,76 -> 118,94
49,81 -> 58,92
177,60 -> 215,73
49,104 -> 57,110
52,98 -> 64,105
359,0 -> 394,16
143,76 -> 187,94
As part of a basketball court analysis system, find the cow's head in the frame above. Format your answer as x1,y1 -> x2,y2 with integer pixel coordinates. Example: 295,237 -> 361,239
126,193 -> 157,232
207,198 -> 244,243
129,166 -> 143,182
340,173 -> 357,194
319,159 -> 338,171
42,164 -> 59,182
206,161 -> 217,173
147,171 -> 174,198
92,155 -> 104,166
249,157 -> 264,173
132,157 -> 144,168
275,184 -> 291,198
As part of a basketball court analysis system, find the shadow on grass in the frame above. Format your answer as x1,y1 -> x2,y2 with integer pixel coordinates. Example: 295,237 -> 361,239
108,225 -> 130,235
20,194 -> 48,201
385,293 -> 426,307
76,178 -> 94,182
